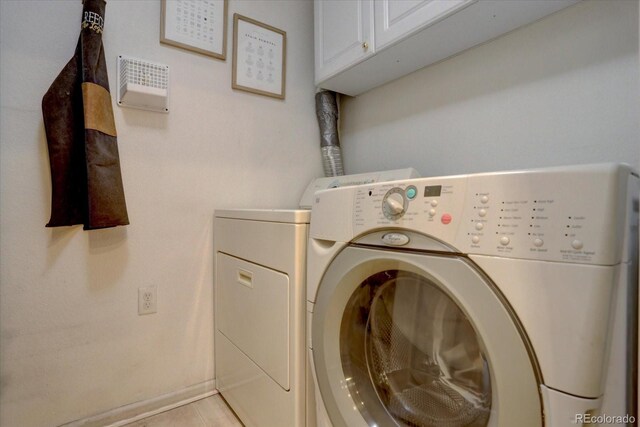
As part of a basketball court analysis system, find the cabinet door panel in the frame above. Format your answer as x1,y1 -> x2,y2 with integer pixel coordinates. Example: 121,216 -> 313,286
375,0 -> 476,49
315,0 -> 375,83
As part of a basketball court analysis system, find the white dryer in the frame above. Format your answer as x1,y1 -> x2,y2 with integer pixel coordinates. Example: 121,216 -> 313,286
215,209 -> 310,426
214,169 -> 419,427
307,164 -> 638,427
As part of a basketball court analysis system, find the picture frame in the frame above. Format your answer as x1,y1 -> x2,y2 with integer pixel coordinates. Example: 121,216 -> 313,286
232,14 -> 286,99
160,0 -> 228,60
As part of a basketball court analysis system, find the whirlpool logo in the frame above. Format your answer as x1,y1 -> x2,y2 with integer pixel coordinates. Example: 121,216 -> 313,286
82,10 -> 104,34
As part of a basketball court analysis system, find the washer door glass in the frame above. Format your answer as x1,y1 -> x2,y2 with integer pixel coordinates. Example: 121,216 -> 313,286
311,247 -> 542,427
341,269 -> 491,427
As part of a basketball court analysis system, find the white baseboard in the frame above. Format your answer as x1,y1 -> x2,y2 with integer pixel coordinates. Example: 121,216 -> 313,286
60,380 -> 217,427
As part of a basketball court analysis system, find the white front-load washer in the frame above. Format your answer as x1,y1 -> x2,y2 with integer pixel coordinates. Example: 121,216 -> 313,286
307,164 -> 638,427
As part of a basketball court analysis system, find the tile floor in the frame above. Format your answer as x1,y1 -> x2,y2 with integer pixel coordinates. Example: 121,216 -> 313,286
124,394 -> 243,427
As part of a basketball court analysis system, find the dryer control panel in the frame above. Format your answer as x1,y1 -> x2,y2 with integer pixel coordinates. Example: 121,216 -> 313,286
310,164 -> 637,265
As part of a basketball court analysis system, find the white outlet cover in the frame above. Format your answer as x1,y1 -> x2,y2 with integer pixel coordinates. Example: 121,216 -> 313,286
138,286 -> 157,315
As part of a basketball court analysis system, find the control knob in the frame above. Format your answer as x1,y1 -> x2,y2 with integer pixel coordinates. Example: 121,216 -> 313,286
382,188 -> 408,220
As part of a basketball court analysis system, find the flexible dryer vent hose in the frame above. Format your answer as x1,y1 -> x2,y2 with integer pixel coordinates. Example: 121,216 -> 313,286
315,90 -> 344,177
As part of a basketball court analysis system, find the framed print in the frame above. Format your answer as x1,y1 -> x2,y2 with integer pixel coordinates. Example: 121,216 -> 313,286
161,0 -> 228,60
232,14 -> 286,99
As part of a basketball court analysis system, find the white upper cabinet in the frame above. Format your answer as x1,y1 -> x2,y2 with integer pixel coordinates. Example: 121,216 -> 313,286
374,0 -> 476,49
314,0 -> 375,84
315,0 -> 580,96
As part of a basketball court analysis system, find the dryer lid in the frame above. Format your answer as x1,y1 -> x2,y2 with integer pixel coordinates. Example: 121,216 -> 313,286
215,208 -> 310,223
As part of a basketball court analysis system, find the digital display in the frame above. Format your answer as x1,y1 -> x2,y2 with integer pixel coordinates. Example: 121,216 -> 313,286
424,185 -> 442,197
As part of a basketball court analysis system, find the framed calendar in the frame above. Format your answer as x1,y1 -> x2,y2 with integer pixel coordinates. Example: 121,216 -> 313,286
161,0 -> 228,60
232,14 -> 286,99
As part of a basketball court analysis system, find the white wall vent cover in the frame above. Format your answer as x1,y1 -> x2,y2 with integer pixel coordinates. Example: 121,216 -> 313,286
117,55 -> 169,113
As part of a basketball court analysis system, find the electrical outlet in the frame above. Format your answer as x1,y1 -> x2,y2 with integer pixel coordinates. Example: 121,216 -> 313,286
138,286 -> 157,315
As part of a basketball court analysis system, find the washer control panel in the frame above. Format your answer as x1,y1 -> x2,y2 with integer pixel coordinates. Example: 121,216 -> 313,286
457,170 -> 629,265
354,178 -> 466,248
342,165 -> 635,265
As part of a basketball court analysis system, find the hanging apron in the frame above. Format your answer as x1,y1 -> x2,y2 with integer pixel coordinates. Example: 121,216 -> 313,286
42,0 -> 129,230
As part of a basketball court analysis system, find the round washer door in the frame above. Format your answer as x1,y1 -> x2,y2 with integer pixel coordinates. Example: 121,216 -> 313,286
312,246 -> 542,427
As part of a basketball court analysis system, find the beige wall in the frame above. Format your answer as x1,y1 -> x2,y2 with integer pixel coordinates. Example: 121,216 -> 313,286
0,1 -> 321,426
340,0 -> 640,176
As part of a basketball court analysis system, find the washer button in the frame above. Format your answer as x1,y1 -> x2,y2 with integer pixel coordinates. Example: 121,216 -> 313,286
428,209 -> 436,217
475,222 -> 484,231
533,238 -> 544,247
430,200 -> 438,207
478,209 -> 487,217
572,240 -> 583,250
500,236 -> 510,246
441,214 -> 452,225
480,195 -> 489,204
406,187 -> 417,200
472,236 -> 480,244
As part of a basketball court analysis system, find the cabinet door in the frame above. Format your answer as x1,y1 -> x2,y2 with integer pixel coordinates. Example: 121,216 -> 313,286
374,0 -> 476,49
315,0 -> 375,84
